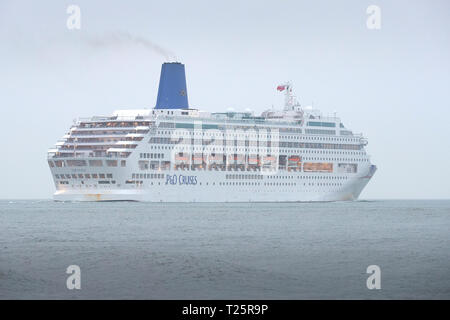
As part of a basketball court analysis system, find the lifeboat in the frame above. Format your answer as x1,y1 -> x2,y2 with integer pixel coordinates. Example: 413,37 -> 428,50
303,162 -> 333,172
207,153 -> 225,170
208,154 -> 224,164
175,153 -> 189,163
262,155 -> 276,168
287,155 -> 301,171
248,155 -> 259,165
174,153 -> 190,170
228,154 -> 245,164
192,153 -> 204,164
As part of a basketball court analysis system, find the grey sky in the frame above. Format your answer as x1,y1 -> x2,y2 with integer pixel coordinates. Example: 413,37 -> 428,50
0,0 -> 449,199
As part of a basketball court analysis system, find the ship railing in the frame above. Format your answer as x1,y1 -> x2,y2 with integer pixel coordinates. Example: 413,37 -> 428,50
75,114 -> 307,128
155,115 -> 303,128
47,151 -> 130,159
76,116 -> 153,122
72,126 -> 148,131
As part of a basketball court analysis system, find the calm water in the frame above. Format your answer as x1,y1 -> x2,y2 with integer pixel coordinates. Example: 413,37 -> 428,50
0,200 -> 449,299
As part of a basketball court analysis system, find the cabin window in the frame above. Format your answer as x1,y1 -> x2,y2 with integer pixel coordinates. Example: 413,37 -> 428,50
89,160 -> 103,167
54,160 -> 65,167
139,160 -> 149,170
106,160 -> 118,167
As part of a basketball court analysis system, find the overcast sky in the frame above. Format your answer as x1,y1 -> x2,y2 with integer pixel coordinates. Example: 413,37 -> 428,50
0,0 -> 449,199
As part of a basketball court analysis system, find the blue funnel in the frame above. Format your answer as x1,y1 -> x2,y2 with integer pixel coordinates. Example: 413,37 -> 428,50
155,62 -> 189,109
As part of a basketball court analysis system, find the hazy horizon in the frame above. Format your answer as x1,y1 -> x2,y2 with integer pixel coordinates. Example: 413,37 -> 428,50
1,0 -> 449,200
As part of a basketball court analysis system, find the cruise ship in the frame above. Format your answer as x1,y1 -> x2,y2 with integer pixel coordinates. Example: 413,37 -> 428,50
47,62 -> 376,202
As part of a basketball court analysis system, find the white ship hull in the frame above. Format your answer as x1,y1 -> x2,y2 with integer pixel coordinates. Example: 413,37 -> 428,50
51,165 -> 376,202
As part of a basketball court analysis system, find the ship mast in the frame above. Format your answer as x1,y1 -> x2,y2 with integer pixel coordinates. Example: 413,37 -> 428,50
277,82 -> 299,111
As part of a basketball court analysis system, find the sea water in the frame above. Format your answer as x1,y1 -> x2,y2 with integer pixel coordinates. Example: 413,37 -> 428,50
0,200 -> 449,299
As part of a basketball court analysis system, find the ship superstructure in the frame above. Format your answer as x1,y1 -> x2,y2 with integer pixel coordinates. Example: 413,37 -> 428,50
47,62 -> 376,201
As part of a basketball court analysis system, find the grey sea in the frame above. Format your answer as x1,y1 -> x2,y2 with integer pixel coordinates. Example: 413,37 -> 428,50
0,200 -> 449,299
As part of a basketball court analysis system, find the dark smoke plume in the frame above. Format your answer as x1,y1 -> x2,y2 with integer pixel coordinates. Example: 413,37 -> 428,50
83,31 -> 177,61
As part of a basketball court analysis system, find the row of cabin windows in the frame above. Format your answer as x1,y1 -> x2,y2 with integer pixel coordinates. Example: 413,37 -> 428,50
152,131 -> 359,143
267,175 -> 348,180
49,160 -> 126,168
150,136 -> 361,147
57,180 -> 344,188
140,153 -> 163,159
305,129 -> 335,135
303,157 -> 369,162
225,174 -> 264,180
132,173 -> 165,179
307,121 -> 336,127
149,145 -> 366,156
57,180 -> 116,185
225,174 -> 348,180
146,146 -> 368,161
213,182 -> 344,187
78,121 -> 150,128
55,173 -> 113,179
